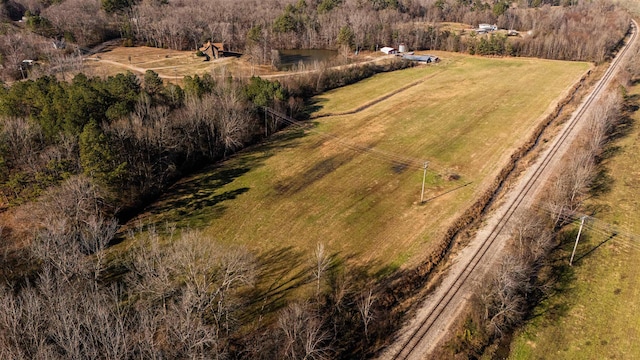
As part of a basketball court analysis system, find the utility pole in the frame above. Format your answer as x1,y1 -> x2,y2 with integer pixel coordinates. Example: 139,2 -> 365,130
420,161 -> 429,204
569,216 -> 587,266
264,107 -> 268,137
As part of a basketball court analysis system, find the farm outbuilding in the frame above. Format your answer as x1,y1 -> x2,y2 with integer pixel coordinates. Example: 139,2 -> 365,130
380,46 -> 397,54
402,54 -> 440,63
478,24 -> 497,31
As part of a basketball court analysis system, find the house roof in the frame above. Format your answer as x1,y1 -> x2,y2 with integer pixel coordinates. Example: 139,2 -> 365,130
402,54 -> 439,62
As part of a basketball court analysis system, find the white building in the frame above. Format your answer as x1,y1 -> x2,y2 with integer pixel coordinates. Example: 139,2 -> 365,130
380,46 -> 397,54
478,24 -> 498,31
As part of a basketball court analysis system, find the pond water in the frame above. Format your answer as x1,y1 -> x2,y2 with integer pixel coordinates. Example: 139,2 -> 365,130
275,49 -> 338,70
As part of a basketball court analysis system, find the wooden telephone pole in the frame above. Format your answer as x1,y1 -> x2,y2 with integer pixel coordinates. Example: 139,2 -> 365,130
420,161 -> 429,203
569,216 -> 587,266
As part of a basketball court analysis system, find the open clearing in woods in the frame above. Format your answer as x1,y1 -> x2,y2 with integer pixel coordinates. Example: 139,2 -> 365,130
508,85 -> 640,360
124,52 -> 589,294
81,45 -> 388,81
83,45 -> 273,80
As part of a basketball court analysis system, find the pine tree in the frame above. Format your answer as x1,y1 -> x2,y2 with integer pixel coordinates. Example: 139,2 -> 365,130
79,120 -> 127,190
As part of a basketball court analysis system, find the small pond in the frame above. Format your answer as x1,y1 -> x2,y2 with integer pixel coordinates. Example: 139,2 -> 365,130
275,49 -> 338,70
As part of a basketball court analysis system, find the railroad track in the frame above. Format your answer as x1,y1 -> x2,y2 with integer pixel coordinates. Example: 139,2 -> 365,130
383,20 -> 638,360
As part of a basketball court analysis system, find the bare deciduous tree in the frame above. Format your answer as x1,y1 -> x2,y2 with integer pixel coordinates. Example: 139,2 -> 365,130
480,255 -> 531,337
311,243 -> 331,296
217,86 -> 252,156
357,287 -> 376,341
278,302 -> 331,360
510,209 -> 553,264
43,0 -> 109,47
0,116 -> 44,172
585,91 -> 621,155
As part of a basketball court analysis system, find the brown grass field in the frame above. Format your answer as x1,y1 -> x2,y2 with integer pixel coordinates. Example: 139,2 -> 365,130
82,45 -> 293,81
508,85 -> 640,359
121,52 -> 590,302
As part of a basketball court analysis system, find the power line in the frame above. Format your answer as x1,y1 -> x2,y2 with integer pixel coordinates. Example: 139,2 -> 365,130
263,107 -> 439,173
532,204 -> 640,252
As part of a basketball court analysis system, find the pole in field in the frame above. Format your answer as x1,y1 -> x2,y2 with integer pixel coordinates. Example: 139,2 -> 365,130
264,107 -> 268,137
420,161 -> 429,204
569,216 -> 587,266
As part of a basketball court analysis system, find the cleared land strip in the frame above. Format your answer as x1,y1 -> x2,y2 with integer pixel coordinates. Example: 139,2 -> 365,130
311,70 -> 444,119
379,21 -> 637,360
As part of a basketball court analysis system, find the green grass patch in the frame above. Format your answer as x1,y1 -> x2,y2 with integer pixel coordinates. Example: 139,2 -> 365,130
508,89 -> 640,359
311,65 -> 445,115
125,52 -> 589,289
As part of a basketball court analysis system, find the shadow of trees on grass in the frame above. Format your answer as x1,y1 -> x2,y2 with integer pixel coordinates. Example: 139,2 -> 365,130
126,127 -> 308,232
233,245 -> 406,360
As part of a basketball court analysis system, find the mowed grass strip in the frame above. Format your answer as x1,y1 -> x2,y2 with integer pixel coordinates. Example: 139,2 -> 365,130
508,88 -> 640,359
129,53 -> 589,276
311,64 -> 448,116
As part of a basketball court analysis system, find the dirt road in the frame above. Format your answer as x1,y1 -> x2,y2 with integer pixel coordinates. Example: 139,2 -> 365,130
379,21 -> 637,360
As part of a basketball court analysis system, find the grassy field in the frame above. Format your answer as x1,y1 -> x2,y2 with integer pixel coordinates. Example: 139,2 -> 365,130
125,52 -> 589,285
396,21 -> 472,33
508,87 -> 640,359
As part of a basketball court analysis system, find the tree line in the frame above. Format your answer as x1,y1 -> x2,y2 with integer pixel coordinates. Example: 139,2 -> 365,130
0,57 -> 410,212
0,0 -> 632,82
0,68 -> 294,211
123,0 -> 629,63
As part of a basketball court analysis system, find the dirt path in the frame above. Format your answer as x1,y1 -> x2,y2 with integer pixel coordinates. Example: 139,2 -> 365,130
311,70 -> 442,119
378,21 -> 638,360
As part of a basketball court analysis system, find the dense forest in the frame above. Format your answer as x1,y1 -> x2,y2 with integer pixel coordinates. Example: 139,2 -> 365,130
0,0 -> 631,81
0,0 -> 634,358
